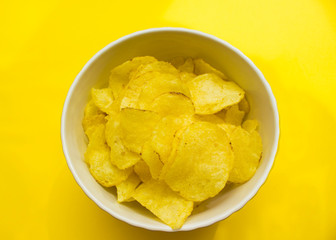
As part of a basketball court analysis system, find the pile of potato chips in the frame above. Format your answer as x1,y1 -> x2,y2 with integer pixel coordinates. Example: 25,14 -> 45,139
82,56 -> 263,229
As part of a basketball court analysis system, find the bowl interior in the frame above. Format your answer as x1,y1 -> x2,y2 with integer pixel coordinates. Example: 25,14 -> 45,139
62,29 -> 279,231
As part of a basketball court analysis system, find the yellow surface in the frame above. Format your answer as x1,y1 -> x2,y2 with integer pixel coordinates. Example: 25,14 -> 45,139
1,0 -> 335,239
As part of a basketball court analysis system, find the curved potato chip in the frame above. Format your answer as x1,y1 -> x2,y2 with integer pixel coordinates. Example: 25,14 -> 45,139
151,115 -> 193,164
119,108 -> 160,154
193,114 -> 225,125
137,73 -> 190,109
194,58 -> 227,79
82,100 -> 106,132
163,121 -> 234,201
105,116 -> 141,169
170,56 -> 185,68
131,61 -> 179,80
134,160 -> 152,182
149,92 -> 194,116
239,97 -> 250,113
109,56 -> 157,99
116,172 -> 141,202
91,88 -> 114,114
228,126 -> 263,183
180,72 -> 196,83
187,73 -> 244,114
178,58 -> 194,73
133,180 -> 193,229
242,119 -> 259,132
141,141 -> 163,179
217,104 -> 245,125
84,124 -> 132,186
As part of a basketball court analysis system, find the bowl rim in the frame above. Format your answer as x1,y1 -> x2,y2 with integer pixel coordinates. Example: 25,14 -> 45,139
61,27 -> 280,232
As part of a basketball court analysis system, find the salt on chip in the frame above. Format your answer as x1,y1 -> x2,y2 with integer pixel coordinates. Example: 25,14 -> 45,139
228,126 -> 263,183
91,88 -> 114,114
178,58 -> 194,73
193,58 -> 228,79
163,121 -> 234,201
119,108 -> 160,154
116,172 -> 141,202
141,141 -> 163,179
105,115 -> 141,169
149,92 -> 194,116
187,73 -> 244,114
133,180 -> 193,229
134,160 -> 152,182
84,124 -> 132,187
109,56 -> 157,99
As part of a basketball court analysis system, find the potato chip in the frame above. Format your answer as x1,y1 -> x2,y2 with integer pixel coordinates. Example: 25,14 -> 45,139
82,100 -> 106,132
133,180 -> 193,229
131,61 -> 179,80
91,88 -> 114,114
105,115 -> 141,169
193,114 -> 225,125
120,71 -> 161,109
119,108 -> 160,154
149,92 -> 194,116
134,160 -> 152,182
116,172 -> 141,202
141,141 -> 163,179
170,56 -> 185,68
163,121 -> 234,201
84,124 -> 132,187
242,119 -> 259,133
151,115 -> 193,164
109,56 -> 157,99
187,73 -> 244,114
218,104 -> 245,125
228,126 -> 263,183
193,58 -> 228,79
239,97 -> 250,113
137,73 -> 190,110
180,72 -> 196,83
178,58 -> 194,73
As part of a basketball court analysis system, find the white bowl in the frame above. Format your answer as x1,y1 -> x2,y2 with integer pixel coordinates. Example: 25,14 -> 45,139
61,27 -> 279,232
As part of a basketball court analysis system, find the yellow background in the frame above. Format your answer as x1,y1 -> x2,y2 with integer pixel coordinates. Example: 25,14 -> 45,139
1,0 -> 336,239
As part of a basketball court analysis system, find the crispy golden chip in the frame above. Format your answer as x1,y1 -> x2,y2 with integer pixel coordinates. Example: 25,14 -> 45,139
170,56 -> 185,68
193,114 -> 225,125
134,160 -> 152,182
133,180 -> 194,229
151,115 -> 193,164
193,58 -> 227,79
218,104 -> 245,125
119,108 -> 160,154
105,115 -> 141,169
163,122 -> 234,201
116,172 -> 141,202
141,141 -> 163,179
84,124 -> 132,187
242,119 -> 259,133
137,73 -> 190,109
180,72 -> 196,83
228,126 -> 263,183
131,61 -> 179,80
239,97 -> 250,113
82,100 -> 106,132
187,73 -> 244,114
109,56 -> 157,99
91,88 -> 114,114
120,71 -> 161,109
178,58 -> 194,73
149,92 -> 194,117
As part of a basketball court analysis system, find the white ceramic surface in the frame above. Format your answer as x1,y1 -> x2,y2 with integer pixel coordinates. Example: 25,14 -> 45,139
61,28 -> 280,232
